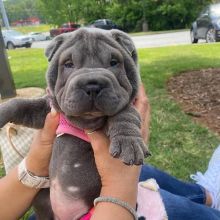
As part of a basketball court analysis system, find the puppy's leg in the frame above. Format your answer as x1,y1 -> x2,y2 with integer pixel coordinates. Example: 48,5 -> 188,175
0,97 -> 50,128
106,105 -> 149,165
0,98 -> 52,219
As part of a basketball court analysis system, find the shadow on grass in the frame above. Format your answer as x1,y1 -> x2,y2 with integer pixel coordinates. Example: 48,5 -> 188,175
139,50 -> 220,179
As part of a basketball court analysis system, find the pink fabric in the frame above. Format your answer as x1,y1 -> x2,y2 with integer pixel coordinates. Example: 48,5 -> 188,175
56,113 -> 90,143
79,180 -> 167,220
80,208 -> 94,220
137,181 -> 167,220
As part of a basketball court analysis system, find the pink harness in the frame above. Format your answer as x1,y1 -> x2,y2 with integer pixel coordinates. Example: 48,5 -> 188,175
56,113 -> 90,142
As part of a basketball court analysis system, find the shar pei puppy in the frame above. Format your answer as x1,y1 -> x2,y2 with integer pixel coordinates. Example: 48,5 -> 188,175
0,28 -> 149,219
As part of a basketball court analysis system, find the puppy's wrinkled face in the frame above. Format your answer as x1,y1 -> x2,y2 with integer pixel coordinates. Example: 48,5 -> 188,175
46,28 -> 139,129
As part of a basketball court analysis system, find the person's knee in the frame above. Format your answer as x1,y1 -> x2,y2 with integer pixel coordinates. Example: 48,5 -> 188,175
139,164 -> 158,181
28,214 -> 36,220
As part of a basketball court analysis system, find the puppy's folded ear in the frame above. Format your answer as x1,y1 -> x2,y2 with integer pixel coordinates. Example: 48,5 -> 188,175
45,33 -> 68,62
111,30 -> 137,65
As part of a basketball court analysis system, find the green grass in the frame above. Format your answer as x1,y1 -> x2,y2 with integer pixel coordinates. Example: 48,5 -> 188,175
0,161 -> 4,177
3,24 -> 51,34
7,49 -> 48,88
5,44 -> 220,173
139,43 -> 220,179
7,43 -> 220,180
1,43 -> 220,218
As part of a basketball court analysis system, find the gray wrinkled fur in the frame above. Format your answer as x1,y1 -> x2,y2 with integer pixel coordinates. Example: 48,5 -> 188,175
0,28 -> 148,219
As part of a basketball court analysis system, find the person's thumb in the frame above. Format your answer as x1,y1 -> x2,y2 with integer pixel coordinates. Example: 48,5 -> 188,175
40,108 -> 59,142
85,130 -> 110,157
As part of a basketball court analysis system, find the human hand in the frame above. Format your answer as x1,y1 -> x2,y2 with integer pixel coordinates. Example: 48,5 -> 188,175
26,109 -> 59,176
87,131 -> 140,207
134,84 -> 151,144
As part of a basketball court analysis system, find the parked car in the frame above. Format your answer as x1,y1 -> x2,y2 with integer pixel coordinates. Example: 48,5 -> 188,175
88,19 -> 119,30
27,32 -> 49,41
50,22 -> 80,37
2,30 -> 32,49
191,3 -> 220,43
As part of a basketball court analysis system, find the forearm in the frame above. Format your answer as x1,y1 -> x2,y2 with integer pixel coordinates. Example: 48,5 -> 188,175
0,167 -> 39,220
0,112 -> 58,220
92,202 -> 135,220
91,183 -> 138,220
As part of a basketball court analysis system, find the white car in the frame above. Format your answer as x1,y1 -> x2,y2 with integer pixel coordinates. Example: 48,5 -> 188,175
2,30 -> 32,49
28,32 -> 49,41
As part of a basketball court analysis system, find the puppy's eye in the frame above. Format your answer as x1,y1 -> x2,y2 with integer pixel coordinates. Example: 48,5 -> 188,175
64,60 -> 74,68
110,59 -> 118,67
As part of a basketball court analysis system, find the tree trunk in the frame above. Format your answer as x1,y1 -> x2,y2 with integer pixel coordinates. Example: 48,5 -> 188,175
142,19 -> 148,32
0,0 -> 10,29
0,26 -> 16,99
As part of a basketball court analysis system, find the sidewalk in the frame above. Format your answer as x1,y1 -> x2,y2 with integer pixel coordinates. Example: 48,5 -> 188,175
0,87 -> 45,103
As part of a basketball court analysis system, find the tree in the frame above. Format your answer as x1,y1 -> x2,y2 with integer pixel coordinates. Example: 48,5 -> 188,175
106,0 -> 143,32
106,0 -> 213,31
4,0 -> 45,24
147,0 -> 212,30
38,0 -> 111,26
79,0 -> 109,23
3,0 -> 214,31
37,0 -> 84,25
0,26 -> 16,99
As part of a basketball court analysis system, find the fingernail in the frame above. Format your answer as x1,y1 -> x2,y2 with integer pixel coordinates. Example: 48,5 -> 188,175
112,151 -> 119,158
145,151 -> 152,157
139,159 -> 143,165
51,107 -> 58,117
129,159 -> 134,165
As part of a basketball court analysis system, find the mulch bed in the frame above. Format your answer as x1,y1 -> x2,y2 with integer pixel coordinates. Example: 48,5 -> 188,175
167,68 -> 220,136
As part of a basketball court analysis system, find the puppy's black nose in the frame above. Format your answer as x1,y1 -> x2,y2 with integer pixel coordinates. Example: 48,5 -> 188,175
84,83 -> 102,97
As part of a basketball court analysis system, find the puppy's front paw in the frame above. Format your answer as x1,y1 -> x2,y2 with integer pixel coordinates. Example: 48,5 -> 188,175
109,136 -> 149,165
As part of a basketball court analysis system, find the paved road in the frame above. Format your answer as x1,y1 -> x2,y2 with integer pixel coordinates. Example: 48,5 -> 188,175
132,30 -> 191,48
32,30 -> 192,49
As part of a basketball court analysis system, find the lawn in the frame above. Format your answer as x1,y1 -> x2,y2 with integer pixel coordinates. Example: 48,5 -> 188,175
13,24 -> 51,34
7,49 -> 48,88
1,43 -> 220,218
4,43 -> 220,180
138,43 -> 220,179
